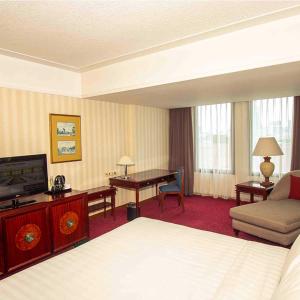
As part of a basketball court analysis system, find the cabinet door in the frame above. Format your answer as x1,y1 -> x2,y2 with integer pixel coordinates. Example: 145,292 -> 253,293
0,221 -> 4,275
3,206 -> 51,272
51,195 -> 88,252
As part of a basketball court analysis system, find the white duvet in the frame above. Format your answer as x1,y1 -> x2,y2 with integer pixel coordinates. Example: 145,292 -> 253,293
0,217 -> 288,300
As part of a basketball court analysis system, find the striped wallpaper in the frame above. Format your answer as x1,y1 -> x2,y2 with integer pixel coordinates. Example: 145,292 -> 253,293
0,87 -> 169,207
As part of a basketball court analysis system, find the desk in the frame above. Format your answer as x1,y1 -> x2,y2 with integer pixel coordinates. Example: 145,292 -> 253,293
235,181 -> 273,206
109,169 -> 176,213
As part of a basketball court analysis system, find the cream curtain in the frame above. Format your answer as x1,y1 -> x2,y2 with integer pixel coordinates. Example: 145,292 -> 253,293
194,103 -> 236,198
194,100 -> 291,199
194,102 -> 252,199
251,97 -> 293,175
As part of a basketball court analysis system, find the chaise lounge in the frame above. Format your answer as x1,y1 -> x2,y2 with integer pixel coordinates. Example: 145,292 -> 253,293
230,170 -> 300,246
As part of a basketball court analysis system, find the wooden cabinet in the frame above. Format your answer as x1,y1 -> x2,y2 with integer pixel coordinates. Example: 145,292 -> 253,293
0,191 -> 88,276
51,194 -> 89,252
0,221 -> 4,275
3,205 -> 51,272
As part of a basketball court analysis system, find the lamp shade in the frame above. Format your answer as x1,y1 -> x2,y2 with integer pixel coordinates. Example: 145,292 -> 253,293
117,156 -> 134,166
252,137 -> 283,157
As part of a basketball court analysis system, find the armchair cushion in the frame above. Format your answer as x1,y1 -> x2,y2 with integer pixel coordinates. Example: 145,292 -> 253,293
268,170 -> 300,201
289,175 -> 300,200
230,199 -> 300,233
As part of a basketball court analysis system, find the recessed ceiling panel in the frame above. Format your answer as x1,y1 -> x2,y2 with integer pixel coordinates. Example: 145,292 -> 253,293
0,1 -> 299,70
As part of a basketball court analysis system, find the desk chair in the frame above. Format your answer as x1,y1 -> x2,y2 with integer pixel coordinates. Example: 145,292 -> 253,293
159,169 -> 185,212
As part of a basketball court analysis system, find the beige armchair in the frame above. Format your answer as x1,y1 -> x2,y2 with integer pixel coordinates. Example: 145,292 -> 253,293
230,171 -> 300,246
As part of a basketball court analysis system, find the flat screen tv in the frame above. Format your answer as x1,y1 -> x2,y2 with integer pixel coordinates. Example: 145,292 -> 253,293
0,154 -> 48,202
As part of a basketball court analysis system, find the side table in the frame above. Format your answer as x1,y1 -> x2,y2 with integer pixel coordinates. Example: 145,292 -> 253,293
85,186 -> 116,220
235,181 -> 273,206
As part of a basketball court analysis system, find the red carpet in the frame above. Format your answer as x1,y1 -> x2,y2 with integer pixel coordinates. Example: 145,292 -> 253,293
89,195 -> 277,246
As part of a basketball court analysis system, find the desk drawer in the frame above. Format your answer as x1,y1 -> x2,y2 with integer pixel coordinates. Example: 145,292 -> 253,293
87,190 -> 114,202
88,193 -> 105,201
139,180 -> 155,188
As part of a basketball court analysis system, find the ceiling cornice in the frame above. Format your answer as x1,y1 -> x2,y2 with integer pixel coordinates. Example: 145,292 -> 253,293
80,4 -> 300,72
0,48 -> 80,72
1,4 -> 300,73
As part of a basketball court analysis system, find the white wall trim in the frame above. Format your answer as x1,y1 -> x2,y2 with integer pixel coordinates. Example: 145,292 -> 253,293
82,14 -> 300,99
0,54 -> 81,98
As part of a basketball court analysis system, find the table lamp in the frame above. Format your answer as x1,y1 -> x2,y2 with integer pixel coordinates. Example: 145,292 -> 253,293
117,156 -> 134,179
252,137 -> 283,187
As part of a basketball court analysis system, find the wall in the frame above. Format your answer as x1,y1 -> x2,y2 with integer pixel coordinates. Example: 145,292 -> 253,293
0,87 -> 169,206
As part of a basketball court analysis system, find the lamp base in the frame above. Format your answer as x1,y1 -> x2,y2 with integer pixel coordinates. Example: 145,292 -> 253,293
260,156 -> 275,187
260,180 -> 274,187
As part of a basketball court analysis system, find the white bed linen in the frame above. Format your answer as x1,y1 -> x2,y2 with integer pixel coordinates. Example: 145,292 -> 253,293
0,217 -> 288,300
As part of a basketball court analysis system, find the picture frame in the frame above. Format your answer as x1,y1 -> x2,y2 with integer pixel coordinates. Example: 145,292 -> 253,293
49,114 -> 82,163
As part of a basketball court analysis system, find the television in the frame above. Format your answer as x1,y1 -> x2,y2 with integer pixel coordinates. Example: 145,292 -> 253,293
0,154 -> 48,203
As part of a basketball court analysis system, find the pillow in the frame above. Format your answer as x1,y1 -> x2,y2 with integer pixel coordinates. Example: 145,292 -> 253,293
272,265 -> 300,300
272,234 -> 300,300
289,175 -> 300,200
281,234 -> 300,277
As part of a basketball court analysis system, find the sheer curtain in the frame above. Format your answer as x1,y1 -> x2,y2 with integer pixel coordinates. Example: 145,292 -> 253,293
194,103 -> 235,198
194,99 -> 294,199
251,97 -> 294,176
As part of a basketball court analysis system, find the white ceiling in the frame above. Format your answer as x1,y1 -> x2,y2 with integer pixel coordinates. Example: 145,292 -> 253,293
1,1 -> 300,71
90,61 -> 300,108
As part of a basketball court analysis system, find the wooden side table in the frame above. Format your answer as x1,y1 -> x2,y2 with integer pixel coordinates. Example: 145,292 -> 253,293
85,186 -> 116,220
235,181 -> 273,206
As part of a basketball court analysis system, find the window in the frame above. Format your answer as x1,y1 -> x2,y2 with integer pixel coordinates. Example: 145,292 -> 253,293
251,97 -> 293,175
195,103 -> 234,173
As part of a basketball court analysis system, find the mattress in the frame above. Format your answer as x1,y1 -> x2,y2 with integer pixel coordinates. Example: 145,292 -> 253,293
0,217 -> 288,300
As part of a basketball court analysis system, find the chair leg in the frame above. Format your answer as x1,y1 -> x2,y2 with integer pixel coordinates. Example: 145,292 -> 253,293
177,194 -> 181,206
180,194 -> 185,212
160,193 -> 165,212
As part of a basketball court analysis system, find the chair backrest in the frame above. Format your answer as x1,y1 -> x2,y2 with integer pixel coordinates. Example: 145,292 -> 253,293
175,168 -> 184,193
268,170 -> 300,201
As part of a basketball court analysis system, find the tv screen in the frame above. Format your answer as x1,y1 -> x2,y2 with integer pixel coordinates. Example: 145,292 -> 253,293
0,154 -> 48,201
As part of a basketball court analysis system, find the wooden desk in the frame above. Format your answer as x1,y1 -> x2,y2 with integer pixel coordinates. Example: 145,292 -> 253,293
235,181 -> 273,206
109,169 -> 176,213
85,186 -> 116,220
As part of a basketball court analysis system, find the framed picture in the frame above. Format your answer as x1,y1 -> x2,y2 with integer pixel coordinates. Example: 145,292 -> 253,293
49,114 -> 82,163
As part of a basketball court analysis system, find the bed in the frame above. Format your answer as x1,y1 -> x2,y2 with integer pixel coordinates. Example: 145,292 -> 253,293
0,217 -> 299,299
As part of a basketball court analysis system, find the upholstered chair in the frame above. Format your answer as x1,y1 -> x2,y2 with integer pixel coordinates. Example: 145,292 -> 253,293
159,168 -> 185,212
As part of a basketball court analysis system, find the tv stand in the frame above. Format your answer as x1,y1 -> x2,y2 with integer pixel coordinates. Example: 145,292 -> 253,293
0,190 -> 89,277
0,199 -> 36,210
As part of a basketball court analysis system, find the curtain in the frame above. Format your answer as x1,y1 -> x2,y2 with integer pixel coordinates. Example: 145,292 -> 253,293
291,96 -> 300,170
251,97 -> 293,176
193,101 -> 283,199
194,103 -> 235,198
169,108 -> 194,195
